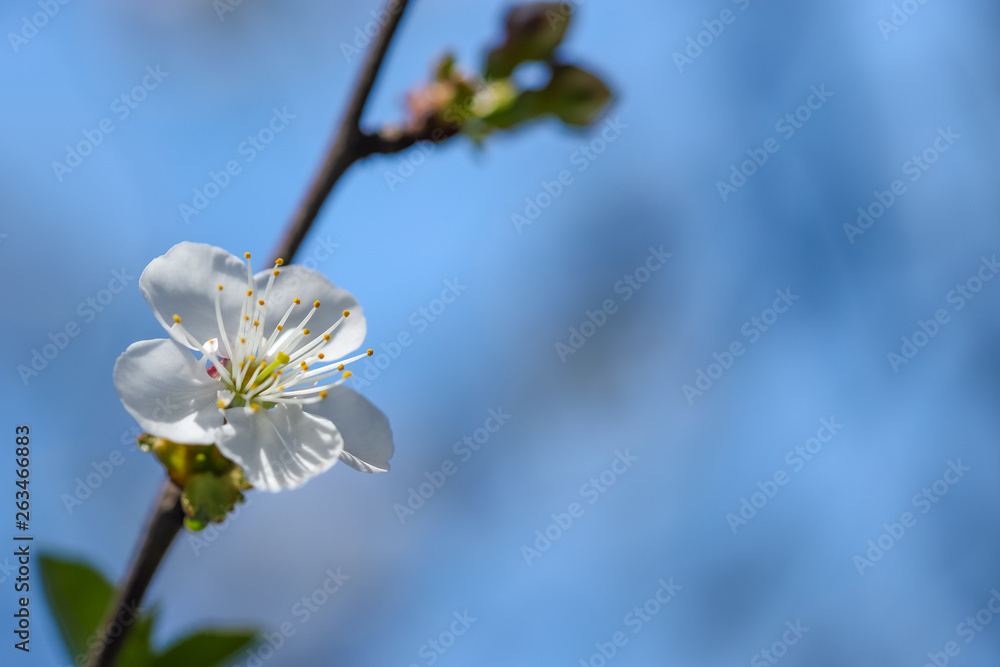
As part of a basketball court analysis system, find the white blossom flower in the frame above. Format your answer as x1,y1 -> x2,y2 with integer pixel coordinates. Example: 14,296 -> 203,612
113,242 -> 394,491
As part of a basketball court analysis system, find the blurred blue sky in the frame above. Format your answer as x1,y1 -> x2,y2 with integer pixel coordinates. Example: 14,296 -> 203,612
3,0 -> 1000,665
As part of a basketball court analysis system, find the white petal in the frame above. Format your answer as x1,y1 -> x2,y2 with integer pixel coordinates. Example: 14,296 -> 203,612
113,339 -> 223,444
140,242 -> 247,350
256,265 -> 366,360
305,386 -> 393,473
216,405 -> 344,491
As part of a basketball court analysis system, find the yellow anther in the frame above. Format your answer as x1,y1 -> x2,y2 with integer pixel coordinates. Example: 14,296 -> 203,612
337,364 -> 344,371
248,355 -> 255,361
258,299 -> 265,306
343,371 -> 352,378
217,399 -> 226,408
277,325 -> 283,331
240,337 -> 246,344
251,404 -> 260,412
273,269 -> 280,276
366,348 -> 373,356
343,310 -> 350,317
217,284 -> 223,291
244,252 -> 251,259
244,315 -> 250,321
314,300 -> 321,308
293,298 -> 301,305
319,390 -> 328,398
323,334 -> 331,341
275,258 -> 284,266
300,362 -> 309,370
173,314 -> 181,323
303,329 -> 310,336
318,353 -> 325,360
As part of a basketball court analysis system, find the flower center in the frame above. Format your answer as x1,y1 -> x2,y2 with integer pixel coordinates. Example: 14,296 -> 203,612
170,253 -> 372,413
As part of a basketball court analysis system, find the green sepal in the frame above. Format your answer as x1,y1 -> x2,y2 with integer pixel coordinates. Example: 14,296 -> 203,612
181,472 -> 247,529
138,435 -> 252,531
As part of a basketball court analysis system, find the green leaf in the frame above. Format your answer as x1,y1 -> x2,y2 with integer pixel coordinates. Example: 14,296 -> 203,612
118,612 -> 157,667
39,553 -> 157,667
39,553 -> 115,660
41,552 -> 257,667
153,630 -> 258,667
536,64 -> 612,126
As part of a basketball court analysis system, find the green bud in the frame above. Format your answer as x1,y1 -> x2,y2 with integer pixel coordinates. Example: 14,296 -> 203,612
485,3 -> 573,79
137,434 -> 253,530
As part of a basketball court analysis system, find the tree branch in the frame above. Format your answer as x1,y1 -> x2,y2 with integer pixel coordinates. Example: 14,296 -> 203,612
85,482 -> 184,667
90,3 -> 419,665
271,0 -> 414,264
357,122 -> 461,156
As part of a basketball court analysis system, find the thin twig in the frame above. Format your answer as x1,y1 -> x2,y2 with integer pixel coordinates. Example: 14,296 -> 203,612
271,0 -> 414,264
358,122 -> 461,156
85,482 -> 184,667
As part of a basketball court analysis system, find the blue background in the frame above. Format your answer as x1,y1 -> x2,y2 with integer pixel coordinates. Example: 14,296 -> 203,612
3,0 -> 1000,665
